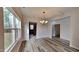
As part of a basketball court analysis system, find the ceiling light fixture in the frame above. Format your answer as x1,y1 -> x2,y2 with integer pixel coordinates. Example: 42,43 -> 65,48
40,11 -> 48,24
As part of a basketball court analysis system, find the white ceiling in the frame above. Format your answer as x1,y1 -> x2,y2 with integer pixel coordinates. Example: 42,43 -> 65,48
18,7 -> 74,19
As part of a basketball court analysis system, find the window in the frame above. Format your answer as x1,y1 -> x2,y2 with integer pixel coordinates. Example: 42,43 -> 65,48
4,8 -> 21,51
15,18 -> 21,40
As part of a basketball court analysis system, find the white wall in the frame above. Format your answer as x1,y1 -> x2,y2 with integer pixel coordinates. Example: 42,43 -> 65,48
51,16 -> 71,41
63,8 -> 79,49
25,18 -> 52,40
60,17 -> 71,41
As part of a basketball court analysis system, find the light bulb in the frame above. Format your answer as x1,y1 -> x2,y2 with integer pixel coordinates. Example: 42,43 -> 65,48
45,20 -> 48,24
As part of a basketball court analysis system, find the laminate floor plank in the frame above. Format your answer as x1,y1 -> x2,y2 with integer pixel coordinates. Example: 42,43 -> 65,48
24,37 -> 79,52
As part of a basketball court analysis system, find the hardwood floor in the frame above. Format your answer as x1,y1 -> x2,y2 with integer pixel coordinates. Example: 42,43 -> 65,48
24,37 -> 79,52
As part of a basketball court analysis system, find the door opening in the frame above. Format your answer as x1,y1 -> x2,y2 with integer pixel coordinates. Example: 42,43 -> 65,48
52,24 -> 60,38
29,22 -> 37,39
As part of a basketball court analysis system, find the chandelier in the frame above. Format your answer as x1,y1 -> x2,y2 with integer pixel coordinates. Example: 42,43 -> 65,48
40,11 -> 48,24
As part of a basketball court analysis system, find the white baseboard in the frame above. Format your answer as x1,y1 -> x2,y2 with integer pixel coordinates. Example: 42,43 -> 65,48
70,44 -> 79,50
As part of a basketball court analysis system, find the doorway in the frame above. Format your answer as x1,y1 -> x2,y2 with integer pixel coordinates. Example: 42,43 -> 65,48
29,22 -> 37,39
54,24 -> 60,37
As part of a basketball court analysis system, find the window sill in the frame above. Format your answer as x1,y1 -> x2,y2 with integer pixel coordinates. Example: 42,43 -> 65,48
4,38 -> 22,52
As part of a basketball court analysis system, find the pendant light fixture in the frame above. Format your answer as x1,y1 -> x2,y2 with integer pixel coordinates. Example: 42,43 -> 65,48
40,11 -> 48,24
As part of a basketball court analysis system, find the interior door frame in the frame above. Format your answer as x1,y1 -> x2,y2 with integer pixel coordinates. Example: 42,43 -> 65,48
54,24 -> 60,37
